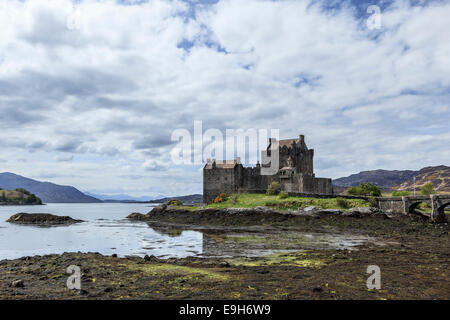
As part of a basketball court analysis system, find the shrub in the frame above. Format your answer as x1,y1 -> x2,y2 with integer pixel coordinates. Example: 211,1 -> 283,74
267,181 -> 281,195
392,191 -> 411,197
14,188 -> 31,195
213,193 -> 227,204
25,193 -> 41,204
279,191 -> 289,199
230,194 -> 239,205
166,199 -> 183,206
346,182 -> 381,197
336,198 -> 349,209
265,201 -> 278,207
421,182 -> 436,195
369,197 -> 378,207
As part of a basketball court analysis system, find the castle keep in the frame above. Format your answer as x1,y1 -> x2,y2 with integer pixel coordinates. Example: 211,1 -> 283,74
203,135 -> 333,203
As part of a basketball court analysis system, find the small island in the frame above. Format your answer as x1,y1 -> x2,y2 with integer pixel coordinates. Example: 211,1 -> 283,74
0,188 -> 43,206
6,213 -> 84,226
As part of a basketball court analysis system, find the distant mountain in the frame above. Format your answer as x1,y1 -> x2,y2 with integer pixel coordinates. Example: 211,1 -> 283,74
333,169 -> 418,189
148,194 -> 203,204
395,166 -> 450,192
0,172 -> 101,203
84,192 -> 162,202
333,165 -> 450,193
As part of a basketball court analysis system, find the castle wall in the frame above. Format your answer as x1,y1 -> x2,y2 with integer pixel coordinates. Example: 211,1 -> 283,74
203,136 -> 333,203
203,167 -> 239,203
240,167 -> 269,191
277,138 -> 314,175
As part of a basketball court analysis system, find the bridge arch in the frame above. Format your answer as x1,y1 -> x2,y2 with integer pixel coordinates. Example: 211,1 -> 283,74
407,200 -> 432,215
438,201 -> 450,216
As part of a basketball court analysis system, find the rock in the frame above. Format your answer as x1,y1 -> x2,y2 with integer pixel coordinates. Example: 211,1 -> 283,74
342,211 -> 361,218
150,204 -> 167,214
317,209 -> 343,216
126,212 -> 148,221
254,206 -> 273,213
304,206 -> 319,212
144,255 -> 158,262
348,207 -> 376,217
350,207 -> 373,214
111,254 -> 118,258
371,212 -> 389,219
6,213 -> 84,226
10,280 -> 24,288
312,286 -> 323,293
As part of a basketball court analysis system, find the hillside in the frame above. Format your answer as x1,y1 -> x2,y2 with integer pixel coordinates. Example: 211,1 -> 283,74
333,165 -> 450,193
85,192 -> 164,202
0,173 -> 101,203
333,169 -> 417,189
0,188 -> 42,205
148,194 -> 203,204
394,166 -> 450,192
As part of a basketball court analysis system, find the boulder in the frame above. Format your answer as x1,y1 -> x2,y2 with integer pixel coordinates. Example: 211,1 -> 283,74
303,206 -> 319,212
10,280 -> 24,288
150,204 -> 167,214
349,207 -> 374,214
126,212 -> 148,221
6,213 -> 84,226
317,209 -> 343,216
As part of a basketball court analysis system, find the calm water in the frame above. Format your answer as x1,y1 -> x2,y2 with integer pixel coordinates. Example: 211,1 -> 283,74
0,203 -> 372,260
0,203 -> 203,260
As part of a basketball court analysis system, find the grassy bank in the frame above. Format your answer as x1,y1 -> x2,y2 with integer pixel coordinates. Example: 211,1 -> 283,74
203,193 -> 371,211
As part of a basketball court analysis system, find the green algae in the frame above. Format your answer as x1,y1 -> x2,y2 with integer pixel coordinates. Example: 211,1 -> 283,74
122,263 -> 229,281
226,252 -> 329,268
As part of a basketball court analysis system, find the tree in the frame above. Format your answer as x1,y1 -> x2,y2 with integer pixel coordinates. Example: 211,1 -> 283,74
346,182 -> 381,197
421,182 -> 436,195
392,191 -> 411,197
15,188 -> 31,195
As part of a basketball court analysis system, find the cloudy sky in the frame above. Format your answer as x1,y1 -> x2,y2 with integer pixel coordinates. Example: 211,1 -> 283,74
0,0 -> 449,197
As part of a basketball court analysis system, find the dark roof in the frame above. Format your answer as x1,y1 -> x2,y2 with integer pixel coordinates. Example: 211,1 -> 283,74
278,138 -> 300,147
204,160 -> 240,169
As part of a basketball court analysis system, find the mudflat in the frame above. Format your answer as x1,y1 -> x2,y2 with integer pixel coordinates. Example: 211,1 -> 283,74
0,213 -> 448,300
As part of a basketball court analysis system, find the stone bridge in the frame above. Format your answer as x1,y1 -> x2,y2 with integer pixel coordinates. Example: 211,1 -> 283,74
377,195 -> 450,222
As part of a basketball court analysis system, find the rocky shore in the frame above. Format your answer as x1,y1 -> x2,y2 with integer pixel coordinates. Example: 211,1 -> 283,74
0,219 -> 448,300
127,204 -> 402,227
0,205 -> 447,300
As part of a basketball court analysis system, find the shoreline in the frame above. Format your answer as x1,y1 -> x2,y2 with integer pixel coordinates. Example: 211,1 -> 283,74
1,208 -> 448,300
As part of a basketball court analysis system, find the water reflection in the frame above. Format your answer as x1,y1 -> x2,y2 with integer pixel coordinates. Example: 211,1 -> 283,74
145,222 -> 373,258
0,203 -> 373,260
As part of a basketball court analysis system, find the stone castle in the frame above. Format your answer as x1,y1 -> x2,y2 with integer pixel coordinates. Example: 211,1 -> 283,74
203,135 -> 333,203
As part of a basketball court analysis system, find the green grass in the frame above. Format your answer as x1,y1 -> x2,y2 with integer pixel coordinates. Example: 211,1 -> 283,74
203,193 -> 371,211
